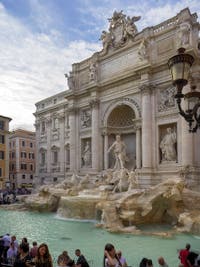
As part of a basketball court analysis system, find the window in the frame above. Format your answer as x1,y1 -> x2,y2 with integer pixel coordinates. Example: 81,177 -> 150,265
0,167 -> 2,177
41,152 -> 46,165
0,121 -> 4,130
53,177 -> 57,182
53,151 -> 58,164
21,164 -> 27,170
32,153 -> 35,159
21,152 -> 27,158
30,174 -> 33,179
65,144 -> 70,165
11,164 -> 15,171
12,152 -> 15,158
22,140 -> 25,146
0,151 -> 5,159
53,118 -> 59,129
22,174 -> 26,179
0,135 -> 5,144
30,142 -> 33,148
30,164 -> 33,171
41,121 -> 46,133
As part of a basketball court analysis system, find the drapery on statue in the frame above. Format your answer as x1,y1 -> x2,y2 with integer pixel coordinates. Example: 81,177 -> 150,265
82,141 -> 91,166
160,127 -> 177,162
107,135 -> 128,170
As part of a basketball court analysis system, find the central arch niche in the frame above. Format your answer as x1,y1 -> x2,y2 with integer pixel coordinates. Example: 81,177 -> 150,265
107,104 -> 136,170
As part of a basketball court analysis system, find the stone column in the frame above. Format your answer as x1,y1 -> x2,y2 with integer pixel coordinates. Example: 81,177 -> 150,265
68,107 -> 76,171
140,83 -> 154,168
58,114 -> 65,175
103,132 -> 109,170
179,83 -> 194,165
90,99 -> 100,171
135,125 -> 142,169
46,117 -> 52,181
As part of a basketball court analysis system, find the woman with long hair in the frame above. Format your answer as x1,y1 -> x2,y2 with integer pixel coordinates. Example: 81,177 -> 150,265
103,243 -> 122,267
34,243 -> 53,267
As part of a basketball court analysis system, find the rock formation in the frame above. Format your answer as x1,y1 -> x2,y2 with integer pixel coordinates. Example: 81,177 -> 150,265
20,170 -> 200,235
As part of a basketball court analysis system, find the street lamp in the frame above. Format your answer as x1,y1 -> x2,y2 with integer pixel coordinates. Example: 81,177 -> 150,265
168,47 -> 200,132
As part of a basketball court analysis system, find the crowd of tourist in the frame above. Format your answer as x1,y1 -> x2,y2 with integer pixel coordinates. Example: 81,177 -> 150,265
0,234 -> 200,267
0,189 -> 32,205
0,234 -> 90,267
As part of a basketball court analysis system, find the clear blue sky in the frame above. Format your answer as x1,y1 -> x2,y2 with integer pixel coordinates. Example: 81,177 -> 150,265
0,0 -> 199,130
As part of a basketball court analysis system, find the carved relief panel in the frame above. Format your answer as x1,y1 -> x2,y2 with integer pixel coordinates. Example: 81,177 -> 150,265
80,109 -> 92,129
158,86 -> 176,112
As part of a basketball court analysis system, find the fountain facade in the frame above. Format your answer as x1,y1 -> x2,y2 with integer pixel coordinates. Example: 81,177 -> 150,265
34,8 -> 200,190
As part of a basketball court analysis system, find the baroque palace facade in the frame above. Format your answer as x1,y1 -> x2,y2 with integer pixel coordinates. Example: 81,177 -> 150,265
34,8 -> 200,188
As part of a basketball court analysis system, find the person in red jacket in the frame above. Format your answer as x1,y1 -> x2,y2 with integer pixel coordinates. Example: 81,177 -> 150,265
179,244 -> 191,267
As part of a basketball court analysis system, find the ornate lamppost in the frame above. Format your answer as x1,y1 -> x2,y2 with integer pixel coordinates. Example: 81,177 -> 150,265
168,47 -> 200,132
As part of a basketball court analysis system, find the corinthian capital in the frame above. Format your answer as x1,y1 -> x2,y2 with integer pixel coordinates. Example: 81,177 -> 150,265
89,99 -> 100,108
139,83 -> 156,95
67,106 -> 78,115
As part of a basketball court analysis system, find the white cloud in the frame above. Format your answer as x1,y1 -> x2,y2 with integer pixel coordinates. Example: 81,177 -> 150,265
0,2 -> 101,131
77,0 -> 200,32
0,0 -> 199,131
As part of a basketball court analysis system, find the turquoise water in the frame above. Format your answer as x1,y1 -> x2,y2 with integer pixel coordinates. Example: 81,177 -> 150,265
0,209 -> 200,267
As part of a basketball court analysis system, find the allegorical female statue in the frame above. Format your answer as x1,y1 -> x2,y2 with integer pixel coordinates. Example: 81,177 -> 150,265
160,127 -> 177,162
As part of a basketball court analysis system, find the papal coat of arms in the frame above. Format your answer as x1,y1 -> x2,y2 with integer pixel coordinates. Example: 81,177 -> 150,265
99,10 -> 141,53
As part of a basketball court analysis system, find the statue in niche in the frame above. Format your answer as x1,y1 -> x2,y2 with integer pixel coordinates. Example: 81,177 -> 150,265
99,30 -> 113,53
82,141 -> 91,167
107,135 -> 128,170
89,63 -> 97,82
81,110 -> 91,128
160,127 -> 177,162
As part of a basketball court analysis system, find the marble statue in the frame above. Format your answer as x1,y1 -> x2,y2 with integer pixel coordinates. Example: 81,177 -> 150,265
124,16 -> 141,38
89,63 -> 97,82
82,141 -> 91,167
107,135 -> 128,170
99,30 -> 113,52
65,72 -> 75,90
108,10 -> 126,29
113,169 -> 129,192
178,22 -> 190,47
138,38 -> 148,60
128,170 -> 139,191
160,127 -> 177,162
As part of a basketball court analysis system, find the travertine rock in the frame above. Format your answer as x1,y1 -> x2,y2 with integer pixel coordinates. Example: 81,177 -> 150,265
20,173 -> 200,235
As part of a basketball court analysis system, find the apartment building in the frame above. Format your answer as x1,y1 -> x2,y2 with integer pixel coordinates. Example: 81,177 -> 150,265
0,115 -> 12,189
9,129 -> 36,189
